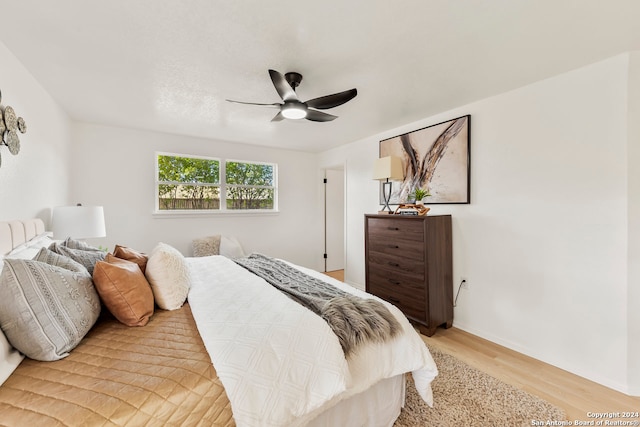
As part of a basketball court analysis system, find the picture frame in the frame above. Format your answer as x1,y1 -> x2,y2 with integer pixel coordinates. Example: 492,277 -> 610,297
379,114 -> 470,205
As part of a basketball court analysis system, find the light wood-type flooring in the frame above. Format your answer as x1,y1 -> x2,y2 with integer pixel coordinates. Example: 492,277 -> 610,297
324,270 -> 345,282
423,327 -> 639,423
324,269 -> 640,423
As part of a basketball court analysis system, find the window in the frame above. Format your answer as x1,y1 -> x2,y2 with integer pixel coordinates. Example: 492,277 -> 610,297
226,160 -> 275,210
156,153 -> 277,213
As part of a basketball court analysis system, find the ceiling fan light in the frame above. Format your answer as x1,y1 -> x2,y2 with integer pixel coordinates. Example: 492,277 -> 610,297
281,102 -> 307,119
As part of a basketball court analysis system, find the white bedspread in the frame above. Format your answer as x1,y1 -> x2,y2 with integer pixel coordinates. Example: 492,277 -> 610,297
187,255 -> 437,427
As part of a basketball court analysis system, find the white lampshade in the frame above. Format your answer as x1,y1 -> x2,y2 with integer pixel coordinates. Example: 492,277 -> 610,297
373,156 -> 404,180
52,205 -> 106,239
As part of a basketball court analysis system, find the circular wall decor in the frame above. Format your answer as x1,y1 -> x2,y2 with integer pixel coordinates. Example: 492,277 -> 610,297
6,130 -> 20,155
0,90 -> 28,168
3,106 -> 17,131
17,117 -> 27,133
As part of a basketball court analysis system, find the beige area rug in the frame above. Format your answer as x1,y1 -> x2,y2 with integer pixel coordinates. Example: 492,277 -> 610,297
394,345 -> 567,427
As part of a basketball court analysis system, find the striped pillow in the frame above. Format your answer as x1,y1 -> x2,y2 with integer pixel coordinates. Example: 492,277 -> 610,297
0,259 -> 101,361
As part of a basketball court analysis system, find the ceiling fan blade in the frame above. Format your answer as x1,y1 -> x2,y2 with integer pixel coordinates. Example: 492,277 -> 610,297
305,109 -> 338,122
305,88 -> 357,110
226,99 -> 281,107
271,111 -> 285,122
269,69 -> 298,102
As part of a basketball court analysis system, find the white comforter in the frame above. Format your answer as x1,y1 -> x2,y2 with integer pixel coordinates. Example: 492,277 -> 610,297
187,255 -> 437,427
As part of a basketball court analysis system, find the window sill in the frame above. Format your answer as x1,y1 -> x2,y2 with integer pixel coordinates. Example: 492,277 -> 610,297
152,210 -> 280,219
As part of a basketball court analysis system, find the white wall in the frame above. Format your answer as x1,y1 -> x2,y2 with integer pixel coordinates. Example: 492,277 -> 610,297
627,51 -> 640,396
70,123 -> 323,270
0,41 -> 71,222
320,54 -> 636,394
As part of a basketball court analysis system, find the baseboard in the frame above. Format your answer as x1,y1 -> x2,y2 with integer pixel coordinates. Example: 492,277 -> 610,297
626,385 -> 640,397
345,280 -> 365,292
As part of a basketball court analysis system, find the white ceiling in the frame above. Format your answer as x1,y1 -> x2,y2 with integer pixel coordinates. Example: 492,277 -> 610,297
1,0 -> 638,152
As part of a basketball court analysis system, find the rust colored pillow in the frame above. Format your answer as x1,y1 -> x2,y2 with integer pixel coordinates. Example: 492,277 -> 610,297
113,245 -> 148,274
93,254 -> 154,326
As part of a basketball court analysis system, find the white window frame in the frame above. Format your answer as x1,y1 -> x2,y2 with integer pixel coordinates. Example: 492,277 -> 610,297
154,152 -> 278,216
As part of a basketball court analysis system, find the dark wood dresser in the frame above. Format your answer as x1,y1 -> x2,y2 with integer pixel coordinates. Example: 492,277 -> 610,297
364,214 -> 453,336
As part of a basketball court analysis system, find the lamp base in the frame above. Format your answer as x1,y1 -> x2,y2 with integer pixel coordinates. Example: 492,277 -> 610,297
379,180 -> 395,214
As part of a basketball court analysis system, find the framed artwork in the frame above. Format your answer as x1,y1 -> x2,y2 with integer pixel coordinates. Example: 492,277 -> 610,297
379,115 -> 470,205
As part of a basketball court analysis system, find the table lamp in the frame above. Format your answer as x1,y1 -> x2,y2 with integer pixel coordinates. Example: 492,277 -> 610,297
373,156 -> 404,214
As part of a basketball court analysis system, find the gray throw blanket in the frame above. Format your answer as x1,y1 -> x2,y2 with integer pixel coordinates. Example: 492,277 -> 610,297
234,253 -> 401,356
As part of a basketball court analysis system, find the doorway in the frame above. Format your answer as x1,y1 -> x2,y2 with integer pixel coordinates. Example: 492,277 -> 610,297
324,166 -> 345,273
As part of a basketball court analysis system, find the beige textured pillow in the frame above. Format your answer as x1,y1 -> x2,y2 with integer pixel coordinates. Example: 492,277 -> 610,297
192,235 -> 221,257
93,254 -> 154,326
49,242 -> 106,275
145,243 -> 191,310
62,237 -> 102,252
0,259 -> 100,361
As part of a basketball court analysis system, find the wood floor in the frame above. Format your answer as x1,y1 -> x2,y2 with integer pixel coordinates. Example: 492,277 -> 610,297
323,270 -> 344,281
324,270 -> 640,422
422,327 -> 640,422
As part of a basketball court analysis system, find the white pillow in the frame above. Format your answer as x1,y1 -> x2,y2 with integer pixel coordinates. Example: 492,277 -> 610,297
145,243 -> 191,310
0,329 -> 23,386
6,232 -> 54,260
220,236 -> 246,259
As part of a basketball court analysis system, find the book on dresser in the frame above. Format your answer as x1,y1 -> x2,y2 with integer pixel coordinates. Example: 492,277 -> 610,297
364,214 -> 453,336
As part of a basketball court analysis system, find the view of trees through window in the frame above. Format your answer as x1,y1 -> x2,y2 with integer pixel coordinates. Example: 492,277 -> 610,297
226,161 -> 275,209
157,154 -> 276,211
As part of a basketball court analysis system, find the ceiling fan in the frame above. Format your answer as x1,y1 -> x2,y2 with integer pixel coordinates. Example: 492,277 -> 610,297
226,69 -> 357,122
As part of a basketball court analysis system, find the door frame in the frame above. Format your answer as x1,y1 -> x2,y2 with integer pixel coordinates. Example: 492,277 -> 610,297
323,163 -> 346,273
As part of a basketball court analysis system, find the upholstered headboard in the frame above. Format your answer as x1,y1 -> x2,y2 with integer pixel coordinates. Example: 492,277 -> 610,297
0,219 -> 46,256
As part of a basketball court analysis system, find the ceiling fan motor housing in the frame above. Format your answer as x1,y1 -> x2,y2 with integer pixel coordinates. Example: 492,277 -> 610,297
284,72 -> 303,90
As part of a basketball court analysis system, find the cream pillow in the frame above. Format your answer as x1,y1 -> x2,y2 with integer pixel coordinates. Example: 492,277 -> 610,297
220,236 -> 246,259
145,243 -> 191,310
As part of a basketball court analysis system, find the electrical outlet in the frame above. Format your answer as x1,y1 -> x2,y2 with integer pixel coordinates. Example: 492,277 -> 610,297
460,278 -> 469,289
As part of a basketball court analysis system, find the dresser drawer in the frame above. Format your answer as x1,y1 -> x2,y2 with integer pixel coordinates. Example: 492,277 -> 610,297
367,266 -> 425,293
367,257 -> 424,281
367,280 -> 426,321
367,236 -> 425,261
367,218 -> 424,242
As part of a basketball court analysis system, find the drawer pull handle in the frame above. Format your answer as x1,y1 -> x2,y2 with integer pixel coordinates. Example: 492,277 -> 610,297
389,245 -> 400,249
387,227 -> 400,231
388,262 -> 400,267
389,279 -> 401,285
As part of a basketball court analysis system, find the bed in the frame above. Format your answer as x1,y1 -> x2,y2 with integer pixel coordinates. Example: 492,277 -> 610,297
0,218 -> 438,426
